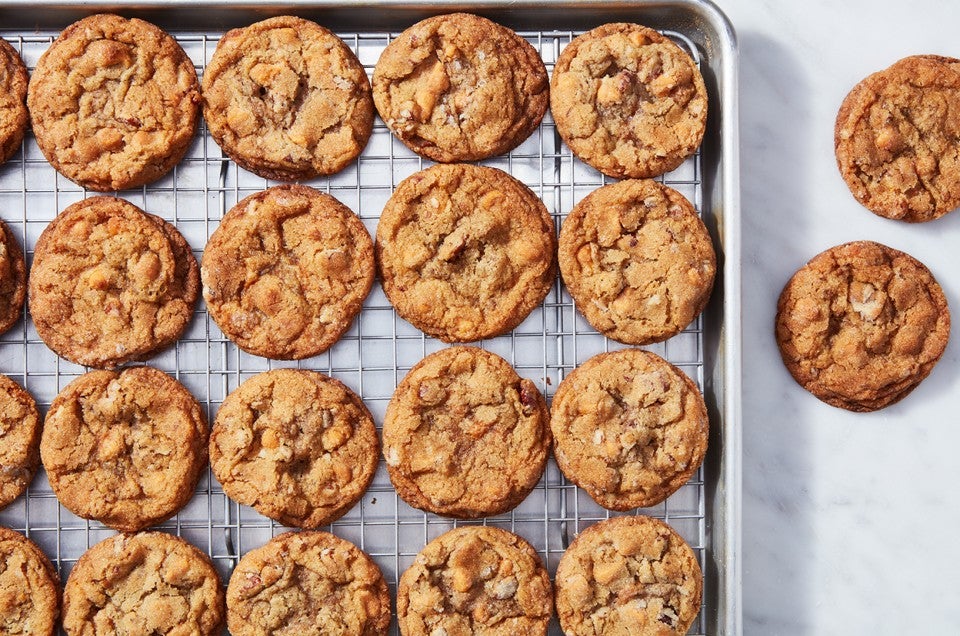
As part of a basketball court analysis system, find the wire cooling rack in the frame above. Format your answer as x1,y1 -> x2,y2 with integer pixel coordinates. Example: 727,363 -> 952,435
0,28 -> 707,635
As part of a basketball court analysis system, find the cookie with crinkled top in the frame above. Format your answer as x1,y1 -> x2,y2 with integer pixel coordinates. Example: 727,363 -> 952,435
0,527 -> 60,635
776,241 -> 950,411
201,184 -> 374,359
0,219 -> 26,337
0,375 -> 40,511
835,55 -> 960,222
373,13 -> 549,162
203,15 -> 373,180
0,38 -> 28,166
559,179 -> 715,345
551,23 -> 707,179
28,14 -> 201,191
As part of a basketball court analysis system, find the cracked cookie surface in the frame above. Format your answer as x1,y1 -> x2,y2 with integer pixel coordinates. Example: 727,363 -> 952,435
0,375 -> 40,511
210,369 -> 378,528
28,14 -> 201,191
556,515 -> 702,636
227,530 -> 390,636
40,367 -> 208,532
776,241 -> 950,412
0,219 -> 26,337
551,349 -> 708,510
0,38 -> 28,166
0,527 -> 59,636
203,15 -> 373,180
373,13 -> 548,162
376,164 -> 556,343
29,196 -> 199,369
202,184 -> 374,359
559,179 -> 715,345
63,532 -> 224,636
382,346 -> 550,518
551,23 -> 707,179
835,55 -> 960,222
398,526 -> 552,636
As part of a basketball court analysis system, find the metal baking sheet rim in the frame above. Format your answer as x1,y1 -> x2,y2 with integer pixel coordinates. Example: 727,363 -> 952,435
4,1 -> 742,634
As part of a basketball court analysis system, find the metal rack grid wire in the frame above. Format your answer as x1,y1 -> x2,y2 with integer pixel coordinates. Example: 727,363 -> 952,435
0,26 -> 709,635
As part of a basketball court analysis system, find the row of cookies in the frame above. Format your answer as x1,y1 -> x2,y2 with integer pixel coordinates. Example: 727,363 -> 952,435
0,514 -> 701,635
5,13 -> 706,192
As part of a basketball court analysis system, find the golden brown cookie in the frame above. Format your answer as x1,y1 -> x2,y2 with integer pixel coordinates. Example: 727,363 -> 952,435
0,527 -> 60,635
210,369 -> 379,529
227,531 -> 390,635
373,13 -> 548,162
28,196 -> 199,369
551,23 -> 707,179
555,515 -> 702,636
201,184 -> 374,359
835,55 -> 960,222
40,366 -> 208,532
0,375 -> 40,511
376,164 -> 556,342
776,241 -> 950,412
0,219 -> 26,337
203,16 -> 373,180
382,346 -> 550,518
27,14 -> 201,191
551,349 -> 708,511
559,179 -> 715,345
398,526 -> 552,636
63,532 -> 224,636
0,38 -> 28,166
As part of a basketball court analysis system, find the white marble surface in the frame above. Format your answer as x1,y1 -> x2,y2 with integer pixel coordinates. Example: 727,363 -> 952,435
724,0 -> 960,633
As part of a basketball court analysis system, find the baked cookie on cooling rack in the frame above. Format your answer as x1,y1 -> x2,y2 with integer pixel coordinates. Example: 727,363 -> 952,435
0,527 -> 59,636
0,218 -> 26,337
0,375 -> 40,511
0,38 -> 28,166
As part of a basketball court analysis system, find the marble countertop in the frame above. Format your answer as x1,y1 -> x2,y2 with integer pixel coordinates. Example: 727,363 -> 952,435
725,0 -> 960,632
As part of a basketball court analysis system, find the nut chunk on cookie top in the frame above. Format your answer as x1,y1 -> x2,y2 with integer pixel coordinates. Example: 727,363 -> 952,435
27,14 -> 201,191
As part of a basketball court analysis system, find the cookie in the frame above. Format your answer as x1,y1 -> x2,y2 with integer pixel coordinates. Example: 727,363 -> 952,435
776,241 -> 950,412
551,349 -> 708,511
0,219 -> 26,337
398,526 -> 552,636
551,23 -> 708,179
40,366 -> 208,532
63,532 -> 224,636
376,164 -> 556,342
559,179 -> 715,345
28,196 -> 199,369
203,15 -> 373,181
201,184 -> 374,359
0,527 -> 60,635
210,369 -> 379,529
382,346 -> 550,518
0,375 -> 40,511
227,530 -> 390,635
28,14 -> 201,191
835,55 -> 960,222
373,13 -> 548,162
555,515 -> 702,636
0,38 -> 28,165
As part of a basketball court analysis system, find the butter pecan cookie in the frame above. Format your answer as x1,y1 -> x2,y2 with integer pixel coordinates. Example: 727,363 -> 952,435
227,531 -> 390,636
203,16 -> 373,180
0,38 -> 28,166
0,527 -> 59,635
28,14 -> 201,191
551,349 -> 708,510
376,164 -> 556,342
776,241 -> 950,411
201,184 -> 374,359
382,346 -> 550,518
551,23 -> 707,179
0,219 -> 26,337
398,526 -> 552,636
0,375 -> 40,511
559,179 -> 715,345
555,515 -> 702,636
40,366 -> 208,532
373,13 -> 548,162
63,532 -> 224,636
835,55 -> 960,222
29,196 -> 199,369
210,369 -> 378,529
